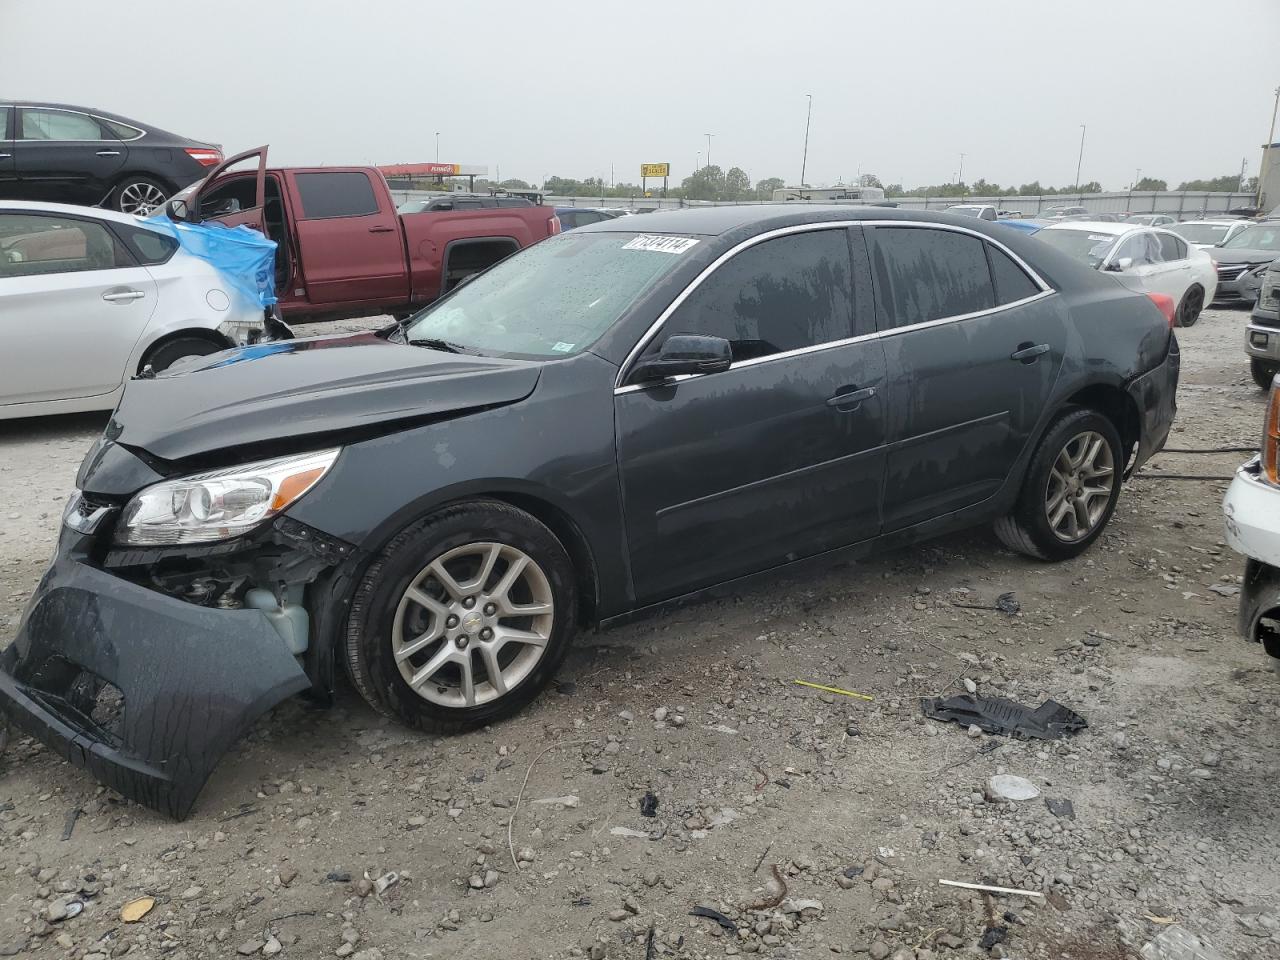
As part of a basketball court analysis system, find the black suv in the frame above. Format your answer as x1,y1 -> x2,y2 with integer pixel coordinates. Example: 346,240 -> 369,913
0,102 -> 221,214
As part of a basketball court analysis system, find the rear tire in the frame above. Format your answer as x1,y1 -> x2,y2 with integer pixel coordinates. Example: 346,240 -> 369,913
994,408 -> 1123,561
1252,357 -> 1279,391
344,501 -> 577,733
1174,286 -> 1203,328
140,336 -> 223,374
112,176 -> 170,215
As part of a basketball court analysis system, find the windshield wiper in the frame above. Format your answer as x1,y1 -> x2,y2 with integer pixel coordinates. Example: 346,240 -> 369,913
408,337 -> 468,355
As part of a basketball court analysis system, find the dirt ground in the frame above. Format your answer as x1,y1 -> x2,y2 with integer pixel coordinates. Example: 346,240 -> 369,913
1,307 -> 1278,960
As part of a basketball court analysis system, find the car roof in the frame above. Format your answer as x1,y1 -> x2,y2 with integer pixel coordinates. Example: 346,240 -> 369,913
1175,218 -> 1241,225
572,203 -> 1025,237
0,199 -> 165,229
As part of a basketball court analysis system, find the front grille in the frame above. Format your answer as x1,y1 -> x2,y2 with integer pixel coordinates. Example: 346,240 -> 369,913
1217,264 -> 1250,282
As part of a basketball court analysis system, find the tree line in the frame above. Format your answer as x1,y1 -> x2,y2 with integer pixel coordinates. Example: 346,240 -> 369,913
445,169 -> 1257,202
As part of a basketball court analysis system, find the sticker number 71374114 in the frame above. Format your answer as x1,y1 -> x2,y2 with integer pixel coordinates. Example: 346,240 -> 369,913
621,235 -> 700,254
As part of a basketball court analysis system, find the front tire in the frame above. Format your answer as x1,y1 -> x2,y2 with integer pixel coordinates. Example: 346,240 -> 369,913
344,501 -> 577,733
994,409 -> 1123,561
1252,358 -> 1279,391
1175,286 -> 1203,328
112,176 -> 170,215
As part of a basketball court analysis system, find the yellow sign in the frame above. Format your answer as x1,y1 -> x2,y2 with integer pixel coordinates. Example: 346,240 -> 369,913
641,163 -> 670,178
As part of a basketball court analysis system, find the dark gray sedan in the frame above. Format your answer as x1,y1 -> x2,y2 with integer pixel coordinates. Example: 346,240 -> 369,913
0,206 -> 1179,817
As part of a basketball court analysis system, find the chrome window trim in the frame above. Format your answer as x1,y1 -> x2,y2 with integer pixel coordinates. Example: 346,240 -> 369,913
10,105 -> 147,143
614,218 -> 1054,392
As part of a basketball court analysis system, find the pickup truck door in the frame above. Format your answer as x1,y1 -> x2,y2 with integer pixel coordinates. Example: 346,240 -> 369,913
283,169 -> 408,305
190,146 -> 268,234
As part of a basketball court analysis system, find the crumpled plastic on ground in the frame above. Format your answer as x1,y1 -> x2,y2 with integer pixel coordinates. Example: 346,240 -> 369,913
920,694 -> 1087,740
145,214 -> 277,309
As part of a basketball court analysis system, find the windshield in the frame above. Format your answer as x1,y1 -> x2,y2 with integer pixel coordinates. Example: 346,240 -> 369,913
396,199 -> 429,214
1171,223 -> 1231,244
1037,228 -> 1116,267
1223,224 -> 1280,251
948,206 -> 981,217
403,231 -> 696,359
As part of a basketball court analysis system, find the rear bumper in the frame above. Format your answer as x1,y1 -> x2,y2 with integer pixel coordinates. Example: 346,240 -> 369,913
1126,336 -> 1179,475
0,548 -> 309,819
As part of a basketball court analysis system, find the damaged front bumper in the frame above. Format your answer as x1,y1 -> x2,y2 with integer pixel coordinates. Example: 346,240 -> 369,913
0,508 -> 349,819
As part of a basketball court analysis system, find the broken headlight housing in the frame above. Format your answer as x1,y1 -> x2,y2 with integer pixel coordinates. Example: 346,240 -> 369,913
115,449 -> 341,546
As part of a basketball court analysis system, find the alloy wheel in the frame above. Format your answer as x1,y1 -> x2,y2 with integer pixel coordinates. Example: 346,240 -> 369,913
118,181 -> 168,215
391,542 -> 554,708
1044,430 -> 1115,542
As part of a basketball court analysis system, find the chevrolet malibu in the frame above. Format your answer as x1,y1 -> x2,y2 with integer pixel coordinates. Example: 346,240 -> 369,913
0,207 -> 1179,817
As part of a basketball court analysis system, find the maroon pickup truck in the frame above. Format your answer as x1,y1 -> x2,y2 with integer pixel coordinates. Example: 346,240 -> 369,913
166,147 -> 560,322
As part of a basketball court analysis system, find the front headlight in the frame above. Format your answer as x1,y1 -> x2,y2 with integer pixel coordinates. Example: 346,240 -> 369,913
115,448 -> 340,545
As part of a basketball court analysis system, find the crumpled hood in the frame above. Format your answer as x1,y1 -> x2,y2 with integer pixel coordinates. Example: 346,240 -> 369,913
110,332 -> 541,462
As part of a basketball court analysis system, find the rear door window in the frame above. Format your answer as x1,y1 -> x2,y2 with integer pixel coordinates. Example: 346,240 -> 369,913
871,226 -> 996,328
293,171 -> 380,219
1157,233 -> 1187,261
665,228 -> 855,362
21,109 -> 104,141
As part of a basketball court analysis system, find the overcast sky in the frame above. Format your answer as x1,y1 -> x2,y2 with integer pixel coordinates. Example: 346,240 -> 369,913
3,0 -> 1278,191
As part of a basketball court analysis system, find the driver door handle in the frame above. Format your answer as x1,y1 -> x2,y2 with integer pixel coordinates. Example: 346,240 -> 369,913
827,385 -> 876,411
1011,342 -> 1050,363
95,150 -> 121,157
369,226 -> 395,233
102,289 -> 145,302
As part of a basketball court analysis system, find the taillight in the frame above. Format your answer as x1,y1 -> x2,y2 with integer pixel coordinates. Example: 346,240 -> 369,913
184,148 -> 222,167
1146,291 -> 1176,328
1264,383 -> 1280,484
549,216 -> 562,236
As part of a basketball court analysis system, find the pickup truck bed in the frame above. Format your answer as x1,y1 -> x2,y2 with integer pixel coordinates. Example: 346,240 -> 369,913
170,147 -> 559,323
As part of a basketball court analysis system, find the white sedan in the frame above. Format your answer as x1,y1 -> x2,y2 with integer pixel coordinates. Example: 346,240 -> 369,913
1,201 -> 269,419
1170,218 -> 1253,250
1037,220 -> 1218,327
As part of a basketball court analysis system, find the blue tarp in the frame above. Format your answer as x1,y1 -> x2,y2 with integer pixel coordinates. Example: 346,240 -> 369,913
145,214 -> 278,309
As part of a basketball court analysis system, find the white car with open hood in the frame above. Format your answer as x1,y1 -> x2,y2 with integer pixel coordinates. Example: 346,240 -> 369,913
1037,220 -> 1217,328
0,201 -> 277,419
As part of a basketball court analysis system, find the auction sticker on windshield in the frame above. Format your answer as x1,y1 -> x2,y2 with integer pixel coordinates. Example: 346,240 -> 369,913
622,235 -> 700,254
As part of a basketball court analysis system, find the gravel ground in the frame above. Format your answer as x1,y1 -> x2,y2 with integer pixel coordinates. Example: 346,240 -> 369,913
1,307 -> 1278,960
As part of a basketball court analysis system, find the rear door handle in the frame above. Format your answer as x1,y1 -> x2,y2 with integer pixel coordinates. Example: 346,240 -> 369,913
102,289 -> 145,302
369,226 -> 395,233
95,150 -> 121,157
0,153 -> 11,160
827,385 -> 876,411
1011,342 -> 1050,363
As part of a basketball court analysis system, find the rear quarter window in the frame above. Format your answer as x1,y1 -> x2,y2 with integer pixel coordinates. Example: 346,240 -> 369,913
115,223 -> 179,265
987,244 -> 1040,304
294,171 -> 380,219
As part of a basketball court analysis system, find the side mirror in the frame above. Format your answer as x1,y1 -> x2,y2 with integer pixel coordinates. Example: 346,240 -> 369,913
164,197 -> 194,223
632,335 -> 732,382
1105,257 -> 1133,272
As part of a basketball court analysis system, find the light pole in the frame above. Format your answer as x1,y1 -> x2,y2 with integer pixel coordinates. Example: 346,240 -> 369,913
1074,124 -> 1086,198
705,133 -> 713,172
696,151 -> 701,173
958,152 -> 966,186
1258,86 -> 1280,209
435,132 -> 440,163
800,94 -> 812,188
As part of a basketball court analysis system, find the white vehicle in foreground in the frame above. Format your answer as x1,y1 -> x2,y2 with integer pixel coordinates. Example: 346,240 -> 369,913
1036,220 -> 1218,327
1,201 -> 270,419
1224,383 -> 1280,672
1170,218 -> 1253,250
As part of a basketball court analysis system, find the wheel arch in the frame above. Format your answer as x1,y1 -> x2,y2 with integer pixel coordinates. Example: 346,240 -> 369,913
347,486 -> 604,631
110,169 -> 180,195
1056,382 -> 1142,470
136,327 -> 233,374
